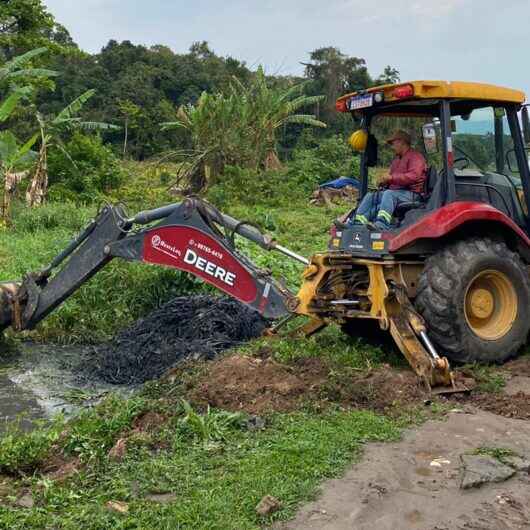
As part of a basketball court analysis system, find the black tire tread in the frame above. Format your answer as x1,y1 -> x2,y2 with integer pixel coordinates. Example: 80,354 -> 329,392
415,237 -> 530,363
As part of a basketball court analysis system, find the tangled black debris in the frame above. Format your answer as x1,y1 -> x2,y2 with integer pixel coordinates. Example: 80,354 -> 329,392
82,295 -> 268,385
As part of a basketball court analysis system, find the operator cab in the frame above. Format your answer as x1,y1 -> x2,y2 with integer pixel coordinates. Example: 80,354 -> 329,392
331,81 -> 530,256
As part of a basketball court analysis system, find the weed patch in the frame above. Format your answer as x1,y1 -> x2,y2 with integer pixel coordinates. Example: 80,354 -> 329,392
472,446 -> 517,463
460,363 -> 506,393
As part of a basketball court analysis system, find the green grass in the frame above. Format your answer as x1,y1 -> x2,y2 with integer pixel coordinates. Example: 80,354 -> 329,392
472,446 -> 517,463
0,396 -> 401,530
462,363 -> 507,393
237,323 -> 395,371
0,164 -> 347,343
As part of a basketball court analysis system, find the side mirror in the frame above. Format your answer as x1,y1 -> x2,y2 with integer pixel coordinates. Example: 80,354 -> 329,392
506,147 -> 530,173
422,123 -> 438,154
522,106 -> 530,144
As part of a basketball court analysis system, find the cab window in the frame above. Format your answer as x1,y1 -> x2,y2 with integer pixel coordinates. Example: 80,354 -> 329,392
452,106 -> 513,174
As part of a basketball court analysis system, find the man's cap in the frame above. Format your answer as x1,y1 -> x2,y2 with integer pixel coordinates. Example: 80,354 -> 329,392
386,129 -> 411,145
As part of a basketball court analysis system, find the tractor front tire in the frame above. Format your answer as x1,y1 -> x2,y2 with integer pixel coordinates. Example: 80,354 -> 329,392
415,237 -> 530,363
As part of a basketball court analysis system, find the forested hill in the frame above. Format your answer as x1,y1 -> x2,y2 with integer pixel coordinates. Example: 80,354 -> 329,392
40,40 -> 255,159
1,1 -> 399,160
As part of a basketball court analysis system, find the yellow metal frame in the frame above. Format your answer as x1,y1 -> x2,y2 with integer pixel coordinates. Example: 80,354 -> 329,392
293,255 -> 454,390
337,80 -> 526,107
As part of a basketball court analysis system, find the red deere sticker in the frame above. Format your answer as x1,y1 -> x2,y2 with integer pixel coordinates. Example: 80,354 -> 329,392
142,225 -> 258,303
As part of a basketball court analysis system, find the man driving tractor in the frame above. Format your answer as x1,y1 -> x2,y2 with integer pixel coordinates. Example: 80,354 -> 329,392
351,129 -> 427,230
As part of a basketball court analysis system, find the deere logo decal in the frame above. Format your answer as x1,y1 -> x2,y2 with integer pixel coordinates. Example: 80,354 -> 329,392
184,248 -> 236,287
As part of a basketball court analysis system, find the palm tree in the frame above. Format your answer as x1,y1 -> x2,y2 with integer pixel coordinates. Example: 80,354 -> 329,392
26,89 -> 120,206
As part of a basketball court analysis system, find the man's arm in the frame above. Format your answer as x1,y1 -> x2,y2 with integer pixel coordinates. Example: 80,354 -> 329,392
389,152 -> 426,187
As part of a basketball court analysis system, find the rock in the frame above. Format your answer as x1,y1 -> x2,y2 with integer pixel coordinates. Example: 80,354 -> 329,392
145,492 -> 177,504
15,493 -> 34,508
106,500 -> 129,514
503,455 -> 530,472
255,495 -> 281,516
460,454 -> 516,489
430,458 -> 451,468
245,415 -> 266,431
108,438 -> 127,461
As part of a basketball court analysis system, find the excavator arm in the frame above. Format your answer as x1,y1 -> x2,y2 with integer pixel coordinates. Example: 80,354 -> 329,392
0,198 -> 299,332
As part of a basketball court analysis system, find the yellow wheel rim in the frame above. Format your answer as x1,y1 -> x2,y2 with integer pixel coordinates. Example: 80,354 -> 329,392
464,270 -> 517,341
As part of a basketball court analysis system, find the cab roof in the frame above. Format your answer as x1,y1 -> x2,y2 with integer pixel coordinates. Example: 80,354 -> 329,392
336,80 -> 526,112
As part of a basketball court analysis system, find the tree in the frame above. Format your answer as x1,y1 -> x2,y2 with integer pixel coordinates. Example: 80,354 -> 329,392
118,99 -> 142,158
36,39 -> 252,158
375,65 -> 400,86
0,0 -> 75,58
0,47 -> 55,219
303,47 -> 372,126
26,89 -> 119,206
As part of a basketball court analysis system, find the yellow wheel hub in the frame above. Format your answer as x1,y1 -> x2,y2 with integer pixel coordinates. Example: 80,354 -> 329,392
468,288 -> 494,319
464,270 -> 517,341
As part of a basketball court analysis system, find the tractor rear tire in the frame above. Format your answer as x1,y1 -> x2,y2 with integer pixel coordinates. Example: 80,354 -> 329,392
415,237 -> 530,363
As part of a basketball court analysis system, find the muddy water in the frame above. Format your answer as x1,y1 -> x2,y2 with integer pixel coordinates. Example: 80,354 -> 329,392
0,370 -> 44,433
0,342 -> 131,436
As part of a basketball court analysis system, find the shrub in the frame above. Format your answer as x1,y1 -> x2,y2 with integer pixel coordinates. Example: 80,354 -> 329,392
207,165 -> 305,208
47,132 -> 126,202
0,418 -> 65,475
287,134 -> 360,192
11,201 -> 92,233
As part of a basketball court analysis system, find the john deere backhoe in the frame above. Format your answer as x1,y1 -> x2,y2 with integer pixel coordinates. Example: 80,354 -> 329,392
2,80 -> 530,392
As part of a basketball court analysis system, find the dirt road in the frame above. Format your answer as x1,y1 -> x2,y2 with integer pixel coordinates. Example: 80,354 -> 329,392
280,377 -> 530,530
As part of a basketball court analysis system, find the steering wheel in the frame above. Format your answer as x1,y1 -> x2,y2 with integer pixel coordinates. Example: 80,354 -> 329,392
453,156 -> 469,170
454,146 -> 483,171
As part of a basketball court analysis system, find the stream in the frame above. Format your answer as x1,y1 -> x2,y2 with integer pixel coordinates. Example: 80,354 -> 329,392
0,341 -> 132,436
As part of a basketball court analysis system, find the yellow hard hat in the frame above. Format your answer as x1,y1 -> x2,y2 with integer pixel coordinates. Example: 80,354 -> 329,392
349,130 -> 368,152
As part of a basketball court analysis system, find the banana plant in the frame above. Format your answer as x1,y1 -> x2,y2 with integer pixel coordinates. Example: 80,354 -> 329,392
26,89 -> 120,207
0,48 -> 57,121
239,66 -> 326,169
0,47 -> 57,219
161,66 -> 326,191
0,131 -> 38,220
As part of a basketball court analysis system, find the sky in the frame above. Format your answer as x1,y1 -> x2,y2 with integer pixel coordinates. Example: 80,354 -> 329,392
44,0 -> 530,96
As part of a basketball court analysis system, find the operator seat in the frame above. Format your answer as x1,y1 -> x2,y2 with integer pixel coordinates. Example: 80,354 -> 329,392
394,166 -> 438,220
